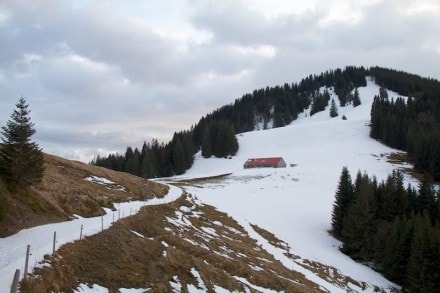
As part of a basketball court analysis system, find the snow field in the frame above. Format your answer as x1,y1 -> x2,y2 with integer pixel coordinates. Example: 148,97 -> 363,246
179,80 -> 407,291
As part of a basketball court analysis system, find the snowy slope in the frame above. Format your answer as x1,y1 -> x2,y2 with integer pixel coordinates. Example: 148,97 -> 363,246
175,79 -> 413,291
0,79 -> 412,292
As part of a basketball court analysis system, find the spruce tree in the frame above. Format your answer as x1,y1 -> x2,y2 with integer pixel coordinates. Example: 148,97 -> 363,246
331,167 -> 355,239
201,125 -> 213,158
416,175 -> 436,216
330,99 -> 338,118
353,88 -> 361,107
140,150 -> 154,178
406,213 -> 440,292
341,175 -> 376,258
0,97 -> 44,187
171,134 -> 186,175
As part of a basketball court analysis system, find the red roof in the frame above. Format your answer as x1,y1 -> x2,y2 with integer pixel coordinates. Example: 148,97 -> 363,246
244,157 -> 284,167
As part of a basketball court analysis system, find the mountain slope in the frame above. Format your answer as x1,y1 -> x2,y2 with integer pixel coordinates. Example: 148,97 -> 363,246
11,79 -> 410,292
170,78 -> 413,291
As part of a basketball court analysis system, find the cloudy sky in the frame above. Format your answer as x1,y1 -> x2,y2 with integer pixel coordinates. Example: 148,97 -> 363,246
0,0 -> 439,162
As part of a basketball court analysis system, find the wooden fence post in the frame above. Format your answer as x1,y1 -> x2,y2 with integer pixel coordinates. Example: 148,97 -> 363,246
10,269 -> 20,293
23,245 -> 30,281
80,224 -> 83,240
52,231 -> 57,255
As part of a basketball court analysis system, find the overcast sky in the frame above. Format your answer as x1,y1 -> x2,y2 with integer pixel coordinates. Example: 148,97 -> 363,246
1,0 -> 439,162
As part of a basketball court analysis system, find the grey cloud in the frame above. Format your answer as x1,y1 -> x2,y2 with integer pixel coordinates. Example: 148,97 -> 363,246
1,0 -> 439,163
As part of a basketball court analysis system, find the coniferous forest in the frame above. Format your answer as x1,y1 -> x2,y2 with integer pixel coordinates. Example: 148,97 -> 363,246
91,66 -> 368,177
331,167 -> 440,291
92,66 -> 440,181
369,67 -> 440,180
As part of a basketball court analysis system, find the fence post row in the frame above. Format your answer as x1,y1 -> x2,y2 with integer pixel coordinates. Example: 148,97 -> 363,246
12,213 -> 118,289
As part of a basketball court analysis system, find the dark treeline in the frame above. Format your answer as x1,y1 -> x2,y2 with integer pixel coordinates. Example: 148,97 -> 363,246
92,130 -> 196,178
192,65 -> 366,140
92,66 -> 369,178
370,67 -> 440,180
331,167 -> 440,291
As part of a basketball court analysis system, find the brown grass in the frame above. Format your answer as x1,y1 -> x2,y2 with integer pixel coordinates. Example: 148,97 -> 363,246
0,153 -> 167,237
21,194 -> 323,292
386,152 -> 428,181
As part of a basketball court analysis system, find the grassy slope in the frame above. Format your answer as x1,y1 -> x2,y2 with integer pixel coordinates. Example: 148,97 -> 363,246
19,177 -> 398,292
21,193 -> 323,293
0,153 -> 168,237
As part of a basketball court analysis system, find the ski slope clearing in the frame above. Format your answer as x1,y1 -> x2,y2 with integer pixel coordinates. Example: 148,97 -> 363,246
0,184 -> 182,291
173,79 -> 411,291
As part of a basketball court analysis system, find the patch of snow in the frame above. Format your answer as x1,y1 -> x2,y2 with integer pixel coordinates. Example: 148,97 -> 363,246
170,275 -> 182,292
85,175 -> 115,185
179,206 -> 192,214
130,230 -> 145,238
84,175 -> 127,192
248,264 -> 264,272
200,226 -> 218,237
75,283 -> 108,292
182,237 -> 210,251
213,249 -> 233,260
234,276 -> 278,292
119,288 -> 149,293
189,267 -> 207,292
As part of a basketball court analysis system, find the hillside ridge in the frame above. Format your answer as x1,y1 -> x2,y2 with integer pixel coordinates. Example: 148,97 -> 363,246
0,153 -> 168,237
92,66 -> 440,180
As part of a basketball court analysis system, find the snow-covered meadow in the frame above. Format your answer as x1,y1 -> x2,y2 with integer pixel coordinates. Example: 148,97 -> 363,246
174,79 -> 412,291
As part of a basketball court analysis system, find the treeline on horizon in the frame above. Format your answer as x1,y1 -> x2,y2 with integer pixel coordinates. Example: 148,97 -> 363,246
331,167 -> 440,291
91,66 -> 368,177
91,66 -> 440,180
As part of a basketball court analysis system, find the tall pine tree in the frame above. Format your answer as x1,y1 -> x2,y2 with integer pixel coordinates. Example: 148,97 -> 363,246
341,174 -> 377,258
0,97 -> 44,187
353,88 -> 361,107
331,167 -> 355,239
329,99 -> 339,118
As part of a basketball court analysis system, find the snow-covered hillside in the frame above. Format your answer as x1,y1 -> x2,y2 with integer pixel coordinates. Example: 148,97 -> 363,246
173,79 -> 413,291
0,79 -> 414,292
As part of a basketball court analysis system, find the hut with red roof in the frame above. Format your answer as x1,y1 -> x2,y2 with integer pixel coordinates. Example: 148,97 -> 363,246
243,157 -> 286,169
